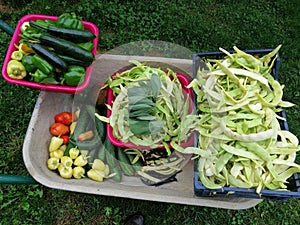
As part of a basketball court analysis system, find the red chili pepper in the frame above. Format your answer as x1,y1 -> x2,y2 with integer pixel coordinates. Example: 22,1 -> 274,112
54,112 -> 76,125
61,135 -> 69,144
50,122 -> 70,136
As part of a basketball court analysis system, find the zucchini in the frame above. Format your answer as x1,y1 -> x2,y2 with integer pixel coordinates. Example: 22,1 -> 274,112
110,166 -> 122,182
69,105 -> 101,150
97,144 -> 106,161
31,43 -> 68,71
39,35 -> 94,64
85,105 -> 106,141
87,147 -> 98,166
29,21 -> 96,43
69,132 -> 101,150
117,147 -> 135,176
103,137 -> 122,182
56,53 -> 90,67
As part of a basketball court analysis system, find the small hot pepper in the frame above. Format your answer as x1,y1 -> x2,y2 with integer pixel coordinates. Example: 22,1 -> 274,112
60,135 -> 69,144
47,157 -> 60,170
56,12 -> 84,30
32,54 -> 54,75
63,65 -> 85,86
58,164 -> 73,179
73,166 -> 85,179
49,136 -> 64,152
6,60 -> 27,79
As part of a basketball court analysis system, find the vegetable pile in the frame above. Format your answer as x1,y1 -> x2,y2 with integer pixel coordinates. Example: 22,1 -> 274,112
47,104 -> 145,183
6,12 -> 96,86
187,45 -> 300,193
97,60 -> 196,154
47,99 -> 189,185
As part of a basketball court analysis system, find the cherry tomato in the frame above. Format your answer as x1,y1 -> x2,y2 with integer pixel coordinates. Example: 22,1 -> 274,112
54,112 -> 76,125
50,123 -> 70,136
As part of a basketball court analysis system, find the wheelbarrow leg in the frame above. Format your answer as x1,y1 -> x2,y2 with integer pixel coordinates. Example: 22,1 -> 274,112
0,174 -> 37,184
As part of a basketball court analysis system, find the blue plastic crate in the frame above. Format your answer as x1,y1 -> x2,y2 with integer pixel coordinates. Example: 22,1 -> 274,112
193,49 -> 300,201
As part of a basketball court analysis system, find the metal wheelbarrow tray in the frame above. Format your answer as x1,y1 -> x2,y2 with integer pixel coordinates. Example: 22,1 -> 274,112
22,54 -> 262,210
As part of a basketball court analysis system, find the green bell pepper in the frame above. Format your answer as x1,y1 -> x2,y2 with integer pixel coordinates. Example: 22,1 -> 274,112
31,69 -> 55,83
33,69 -> 58,84
77,42 -> 94,51
22,54 -> 37,72
32,54 -> 53,75
63,65 -> 85,86
56,12 -> 84,30
32,69 -> 48,82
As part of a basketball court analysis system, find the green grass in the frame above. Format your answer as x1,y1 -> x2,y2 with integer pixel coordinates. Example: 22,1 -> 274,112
1,0 -> 300,224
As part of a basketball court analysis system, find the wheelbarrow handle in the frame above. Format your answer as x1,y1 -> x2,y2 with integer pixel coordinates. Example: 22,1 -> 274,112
0,174 -> 37,184
0,19 -> 15,36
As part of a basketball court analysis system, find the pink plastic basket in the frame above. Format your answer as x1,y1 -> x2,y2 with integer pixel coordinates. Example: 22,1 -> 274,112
106,73 -> 195,149
1,14 -> 99,94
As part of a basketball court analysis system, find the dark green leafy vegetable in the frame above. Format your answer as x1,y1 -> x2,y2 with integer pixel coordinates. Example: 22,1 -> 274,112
56,12 -> 84,30
127,74 -> 163,135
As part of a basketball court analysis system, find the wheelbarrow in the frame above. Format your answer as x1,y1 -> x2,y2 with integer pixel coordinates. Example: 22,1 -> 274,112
0,17 -> 267,210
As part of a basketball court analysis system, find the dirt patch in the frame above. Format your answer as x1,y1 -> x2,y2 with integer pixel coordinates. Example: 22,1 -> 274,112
0,0 -> 12,12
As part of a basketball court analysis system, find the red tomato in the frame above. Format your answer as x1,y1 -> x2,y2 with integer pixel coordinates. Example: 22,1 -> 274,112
54,112 -> 76,125
50,123 -> 70,136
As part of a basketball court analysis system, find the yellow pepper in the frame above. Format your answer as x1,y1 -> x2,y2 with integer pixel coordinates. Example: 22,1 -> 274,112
92,159 -> 106,171
60,156 -> 73,167
47,157 -> 60,170
49,136 -> 64,152
87,159 -> 110,182
7,59 -> 26,79
49,149 -> 64,159
59,144 -> 67,152
73,166 -> 85,179
69,147 -> 80,159
11,50 -> 23,61
87,168 -> 105,182
69,122 -> 77,135
58,164 -> 73,179
74,155 -> 88,167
